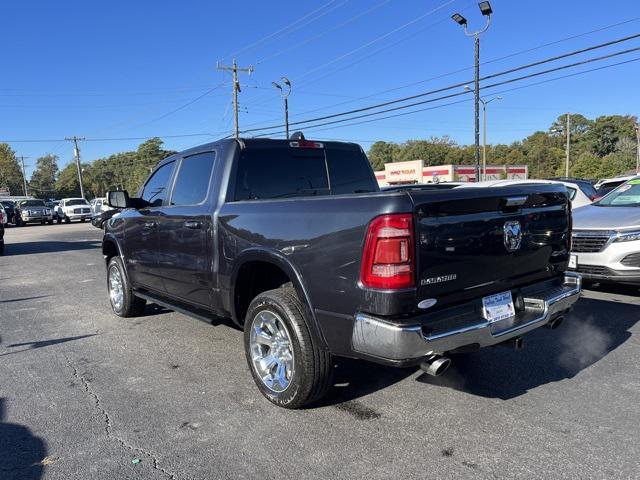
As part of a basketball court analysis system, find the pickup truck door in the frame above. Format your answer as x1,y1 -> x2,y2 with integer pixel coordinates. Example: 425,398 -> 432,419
126,160 -> 177,291
156,151 -> 216,308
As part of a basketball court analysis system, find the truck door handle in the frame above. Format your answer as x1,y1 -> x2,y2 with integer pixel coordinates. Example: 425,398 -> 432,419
184,221 -> 202,229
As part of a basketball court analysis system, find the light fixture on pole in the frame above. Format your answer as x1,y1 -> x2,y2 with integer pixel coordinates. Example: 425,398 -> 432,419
452,1 -> 493,182
272,77 -> 292,139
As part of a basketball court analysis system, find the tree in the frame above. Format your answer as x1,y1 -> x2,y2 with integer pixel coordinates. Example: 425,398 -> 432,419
55,163 -> 85,198
587,115 -> 637,157
29,154 -> 59,198
570,152 -> 602,179
367,141 -> 397,170
0,143 -> 25,196
549,113 -> 592,139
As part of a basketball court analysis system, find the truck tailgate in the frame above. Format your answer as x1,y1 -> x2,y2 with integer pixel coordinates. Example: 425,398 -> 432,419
408,185 -> 570,307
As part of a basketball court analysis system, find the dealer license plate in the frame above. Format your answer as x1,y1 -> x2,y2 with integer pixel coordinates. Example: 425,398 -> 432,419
482,291 -> 515,323
569,254 -> 577,269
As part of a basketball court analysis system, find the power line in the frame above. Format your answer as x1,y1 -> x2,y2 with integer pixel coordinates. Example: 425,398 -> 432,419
243,0 -> 460,107
254,0 -> 395,65
252,54 -> 640,137
220,0 -> 345,61
244,16 -> 640,125
239,34 -> 640,135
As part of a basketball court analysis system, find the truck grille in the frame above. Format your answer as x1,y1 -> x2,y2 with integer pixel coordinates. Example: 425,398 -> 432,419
571,232 -> 611,253
73,208 -> 90,214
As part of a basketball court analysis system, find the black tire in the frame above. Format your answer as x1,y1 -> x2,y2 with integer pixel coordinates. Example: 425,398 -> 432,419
106,256 -> 146,317
64,216 -> 70,224
244,287 -> 333,408
80,218 -> 86,223
41,220 -> 46,225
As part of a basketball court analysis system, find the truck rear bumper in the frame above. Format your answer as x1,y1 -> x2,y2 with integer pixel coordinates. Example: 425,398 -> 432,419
350,273 -> 581,364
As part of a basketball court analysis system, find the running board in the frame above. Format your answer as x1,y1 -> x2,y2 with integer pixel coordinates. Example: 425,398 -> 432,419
134,290 -> 229,326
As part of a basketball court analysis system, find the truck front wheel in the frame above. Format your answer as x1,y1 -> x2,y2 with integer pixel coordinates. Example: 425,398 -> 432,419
107,257 -> 146,317
244,287 -> 333,408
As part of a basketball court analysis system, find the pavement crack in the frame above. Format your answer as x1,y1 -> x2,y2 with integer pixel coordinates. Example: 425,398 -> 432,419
64,354 -> 178,479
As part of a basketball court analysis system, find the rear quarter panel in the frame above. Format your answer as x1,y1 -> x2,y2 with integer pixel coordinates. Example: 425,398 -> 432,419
217,192 -> 416,319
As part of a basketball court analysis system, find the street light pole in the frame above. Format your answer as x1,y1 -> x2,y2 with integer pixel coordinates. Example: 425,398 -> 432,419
272,77 -> 292,139
479,96 -> 502,181
452,2 -> 493,182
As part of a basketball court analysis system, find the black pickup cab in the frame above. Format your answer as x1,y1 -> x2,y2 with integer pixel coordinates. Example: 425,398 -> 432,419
102,137 -> 581,408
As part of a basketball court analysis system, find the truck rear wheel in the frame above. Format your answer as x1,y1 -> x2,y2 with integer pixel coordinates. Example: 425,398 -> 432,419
244,287 -> 332,408
107,257 -> 146,317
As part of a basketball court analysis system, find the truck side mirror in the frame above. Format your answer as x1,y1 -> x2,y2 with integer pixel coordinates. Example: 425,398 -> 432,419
107,190 -> 131,209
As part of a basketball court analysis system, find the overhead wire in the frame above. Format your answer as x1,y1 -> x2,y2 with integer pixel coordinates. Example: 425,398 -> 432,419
239,33 -> 640,135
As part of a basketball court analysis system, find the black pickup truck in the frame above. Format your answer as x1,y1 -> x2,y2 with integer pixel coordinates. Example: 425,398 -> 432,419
102,137 -> 581,408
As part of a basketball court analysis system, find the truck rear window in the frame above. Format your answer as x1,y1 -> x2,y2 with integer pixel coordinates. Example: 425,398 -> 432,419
234,147 -> 377,201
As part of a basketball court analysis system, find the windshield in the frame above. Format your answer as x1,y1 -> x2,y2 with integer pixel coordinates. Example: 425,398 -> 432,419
595,180 -> 640,207
66,199 -> 89,206
19,200 -> 45,207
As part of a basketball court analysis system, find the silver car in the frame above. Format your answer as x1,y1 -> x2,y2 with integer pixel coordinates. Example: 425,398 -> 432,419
569,177 -> 640,285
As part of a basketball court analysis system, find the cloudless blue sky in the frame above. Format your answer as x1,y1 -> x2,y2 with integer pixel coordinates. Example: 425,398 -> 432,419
2,0 -> 639,175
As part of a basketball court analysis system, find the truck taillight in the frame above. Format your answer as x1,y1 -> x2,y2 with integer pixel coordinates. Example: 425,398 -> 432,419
360,213 -> 414,289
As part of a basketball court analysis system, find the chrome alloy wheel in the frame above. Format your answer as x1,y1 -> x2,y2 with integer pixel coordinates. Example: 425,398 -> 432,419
249,310 -> 295,393
108,265 -> 124,312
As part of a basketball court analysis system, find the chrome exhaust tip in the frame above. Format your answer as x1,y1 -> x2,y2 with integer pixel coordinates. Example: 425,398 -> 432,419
546,316 -> 564,330
420,356 -> 451,377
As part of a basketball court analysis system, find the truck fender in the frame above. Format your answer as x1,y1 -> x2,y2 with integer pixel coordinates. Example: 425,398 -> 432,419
230,248 -> 328,349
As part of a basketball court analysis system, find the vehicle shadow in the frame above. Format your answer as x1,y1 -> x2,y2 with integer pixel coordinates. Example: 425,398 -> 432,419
2,240 -> 101,256
0,398 -> 47,480
317,358 -> 416,408
417,295 -> 638,399
0,334 -> 97,357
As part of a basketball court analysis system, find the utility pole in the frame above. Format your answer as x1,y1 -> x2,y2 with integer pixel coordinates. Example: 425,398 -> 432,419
635,123 -> 639,174
272,77 -> 292,139
19,155 -> 29,196
565,113 -> 571,177
451,2 -> 493,182
216,59 -> 254,138
65,136 -> 86,199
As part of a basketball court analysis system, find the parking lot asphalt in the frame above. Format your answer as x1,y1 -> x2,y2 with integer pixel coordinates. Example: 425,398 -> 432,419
1,222 -> 639,480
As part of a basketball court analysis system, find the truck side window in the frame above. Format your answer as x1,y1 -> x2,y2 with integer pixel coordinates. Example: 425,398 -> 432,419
234,148 -> 329,200
170,152 -> 216,205
141,161 -> 175,207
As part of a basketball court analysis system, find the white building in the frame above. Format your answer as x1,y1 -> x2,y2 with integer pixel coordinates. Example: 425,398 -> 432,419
374,160 -> 528,187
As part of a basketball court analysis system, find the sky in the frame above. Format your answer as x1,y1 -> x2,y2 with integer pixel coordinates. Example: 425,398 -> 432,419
1,0 -> 639,176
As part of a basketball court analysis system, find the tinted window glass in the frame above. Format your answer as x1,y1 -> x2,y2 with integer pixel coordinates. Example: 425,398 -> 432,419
326,149 -> 377,194
565,186 -> 577,200
66,199 -> 89,206
235,148 -> 329,200
578,182 -> 596,198
142,161 -> 175,207
171,152 -> 216,205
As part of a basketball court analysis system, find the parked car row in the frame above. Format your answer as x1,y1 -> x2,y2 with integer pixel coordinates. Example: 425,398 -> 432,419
0,197 -> 113,227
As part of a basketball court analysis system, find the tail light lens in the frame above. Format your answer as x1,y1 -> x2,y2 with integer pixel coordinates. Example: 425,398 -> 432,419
360,213 -> 414,289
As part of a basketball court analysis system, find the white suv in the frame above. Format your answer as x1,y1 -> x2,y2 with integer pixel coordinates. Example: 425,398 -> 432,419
57,198 -> 92,223
570,177 -> 640,285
